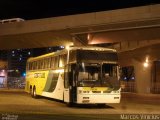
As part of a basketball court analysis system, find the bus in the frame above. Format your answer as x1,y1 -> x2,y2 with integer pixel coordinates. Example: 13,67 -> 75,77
0,18 -> 24,24
25,46 -> 121,105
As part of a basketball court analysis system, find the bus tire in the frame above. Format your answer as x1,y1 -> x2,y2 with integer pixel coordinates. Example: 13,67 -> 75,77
33,87 -> 38,98
30,86 -> 33,97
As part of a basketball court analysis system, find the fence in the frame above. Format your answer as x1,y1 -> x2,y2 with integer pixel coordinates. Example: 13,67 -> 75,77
7,77 -> 25,89
121,81 -> 136,93
151,82 -> 160,94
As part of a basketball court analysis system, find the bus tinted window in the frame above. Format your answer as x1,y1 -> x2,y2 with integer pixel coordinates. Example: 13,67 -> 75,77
54,56 -> 59,68
69,50 -> 76,62
42,59 -> 45,69
64,65 -> 70,88
48,58 -> 51,68
37,60 -> 40,69
59,54 -> 67,67
29,62 -> 33,70
77,50 -> 118,62
44,59 -> 47,69
51,57 -> 55,68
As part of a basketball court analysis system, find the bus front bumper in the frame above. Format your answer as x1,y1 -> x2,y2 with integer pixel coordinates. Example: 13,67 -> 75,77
76,93 -> 121,104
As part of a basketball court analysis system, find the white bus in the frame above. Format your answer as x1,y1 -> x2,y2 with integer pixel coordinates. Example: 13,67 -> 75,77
0,18 -> 24,24
25,46 -> 121,105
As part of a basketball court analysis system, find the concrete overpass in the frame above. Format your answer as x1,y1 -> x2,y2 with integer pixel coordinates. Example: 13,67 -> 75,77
0,4 -> 160,49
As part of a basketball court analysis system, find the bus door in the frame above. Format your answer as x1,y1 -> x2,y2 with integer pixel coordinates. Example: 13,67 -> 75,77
64,64 -> 77,103
64,65 -> 70,103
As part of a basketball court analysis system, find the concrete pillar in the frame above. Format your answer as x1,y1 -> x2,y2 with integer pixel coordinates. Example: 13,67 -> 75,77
133,59 -> 151,94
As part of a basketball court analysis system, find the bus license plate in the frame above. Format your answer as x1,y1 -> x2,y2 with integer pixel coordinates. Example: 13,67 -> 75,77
82,100 -> 90,103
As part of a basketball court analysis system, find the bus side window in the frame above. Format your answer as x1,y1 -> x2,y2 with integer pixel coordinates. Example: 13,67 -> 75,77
48,58 -> 51,68
44,58 -> 48,69
32,62 -> 35,70
34,61 -> 38,70
59,54 -> 67,68
51,57 -> 55,69
42,59 -> 45,69
30,62 -> 33,70
54,56 -> 59,68
32,62 -> 34,70
64,65 -> 70,88
64,54 -> 67,65
64,64 -> 75,88
37,60 -> 40,69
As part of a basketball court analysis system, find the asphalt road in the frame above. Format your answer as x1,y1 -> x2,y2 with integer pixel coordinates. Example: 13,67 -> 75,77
0,90 -> 160,120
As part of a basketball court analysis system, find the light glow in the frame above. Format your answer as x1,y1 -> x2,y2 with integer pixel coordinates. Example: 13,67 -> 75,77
66,46 -> 70,50
59,60 -> 64,67
143,56 -> 149,68
87,33 -> 91,40
143,62 -> 148,67
22,72 -> 26,77
55,69 -> 64,73
28,52 -> 31,55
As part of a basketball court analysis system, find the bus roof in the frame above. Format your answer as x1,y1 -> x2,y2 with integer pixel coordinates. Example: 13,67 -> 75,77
27,52 -> 55,62
27,46 -> 116,62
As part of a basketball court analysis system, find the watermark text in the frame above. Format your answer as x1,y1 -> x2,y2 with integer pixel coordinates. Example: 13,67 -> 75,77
120,114 -> 160,120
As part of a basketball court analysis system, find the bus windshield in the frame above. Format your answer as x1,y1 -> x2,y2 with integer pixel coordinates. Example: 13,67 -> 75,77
76,63 -> 120,89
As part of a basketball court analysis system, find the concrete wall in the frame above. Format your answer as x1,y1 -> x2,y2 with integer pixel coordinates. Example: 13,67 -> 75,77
133,59 -> 151,94
118,41 -> 160,94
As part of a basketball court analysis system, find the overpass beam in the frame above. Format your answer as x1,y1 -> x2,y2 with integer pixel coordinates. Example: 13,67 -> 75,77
72,36 -> 88,46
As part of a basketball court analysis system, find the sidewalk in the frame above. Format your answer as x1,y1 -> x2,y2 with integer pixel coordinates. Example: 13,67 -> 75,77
121,92 -> 160,104
0,88 -> 25,92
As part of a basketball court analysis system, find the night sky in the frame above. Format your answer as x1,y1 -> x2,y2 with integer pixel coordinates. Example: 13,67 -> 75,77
0,0 -> 159,20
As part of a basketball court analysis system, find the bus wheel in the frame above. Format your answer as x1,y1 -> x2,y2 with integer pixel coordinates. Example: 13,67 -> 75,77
33,87 -> 38,98
30,87 -> 33,97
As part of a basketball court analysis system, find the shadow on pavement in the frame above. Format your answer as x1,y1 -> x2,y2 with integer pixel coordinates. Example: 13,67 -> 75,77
66,103 -> 114,109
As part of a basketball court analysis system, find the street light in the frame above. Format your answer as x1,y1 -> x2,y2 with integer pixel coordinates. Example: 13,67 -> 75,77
143,57 -> 149,68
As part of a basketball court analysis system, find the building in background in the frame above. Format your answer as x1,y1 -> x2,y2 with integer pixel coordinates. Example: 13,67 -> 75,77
0,46 -> 64,88
0,60 -> 7,88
